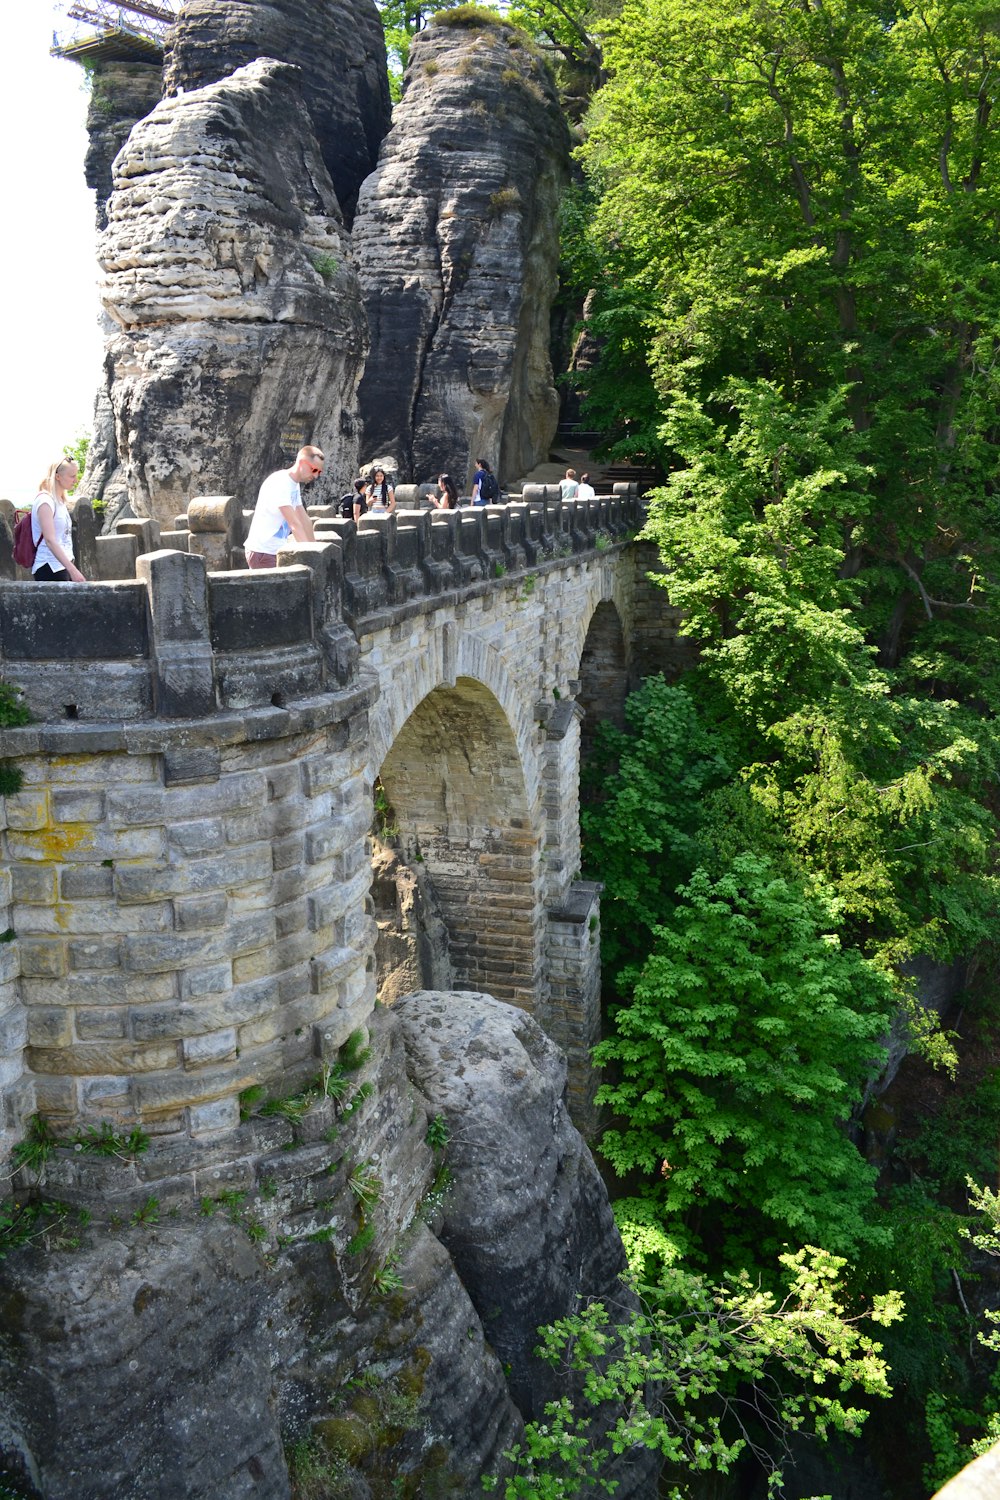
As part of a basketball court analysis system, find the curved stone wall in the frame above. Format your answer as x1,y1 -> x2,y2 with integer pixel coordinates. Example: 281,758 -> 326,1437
0,491 -> 691,1178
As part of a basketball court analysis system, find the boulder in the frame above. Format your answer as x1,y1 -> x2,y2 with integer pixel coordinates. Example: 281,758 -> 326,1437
164,0 -> 391,224
98,58 -> 367,527
354,15 -> 569,489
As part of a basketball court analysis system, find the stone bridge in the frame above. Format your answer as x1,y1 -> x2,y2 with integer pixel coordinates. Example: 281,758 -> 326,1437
0,494 -> 687,1201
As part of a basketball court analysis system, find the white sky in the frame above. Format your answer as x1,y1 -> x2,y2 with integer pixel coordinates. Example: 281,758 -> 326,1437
0,1 -> 103,502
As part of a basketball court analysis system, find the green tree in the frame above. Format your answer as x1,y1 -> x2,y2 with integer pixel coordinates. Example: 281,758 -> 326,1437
379,0 -> 497,95
572,0 -> 1000,980
580,675 -> 730,978
484,1248 -> 902,1498
595,855 -> 895,1266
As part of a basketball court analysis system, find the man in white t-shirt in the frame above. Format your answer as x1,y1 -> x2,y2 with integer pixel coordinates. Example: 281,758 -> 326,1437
559,468 -> 579,500
576,473 -> 596,501
245,446 -> 324,567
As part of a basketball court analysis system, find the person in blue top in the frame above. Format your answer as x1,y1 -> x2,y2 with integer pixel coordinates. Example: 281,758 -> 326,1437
472,459 -> 499,504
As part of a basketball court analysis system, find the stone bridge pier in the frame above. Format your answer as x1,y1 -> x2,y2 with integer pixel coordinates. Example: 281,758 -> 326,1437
0,494 -> 689,1198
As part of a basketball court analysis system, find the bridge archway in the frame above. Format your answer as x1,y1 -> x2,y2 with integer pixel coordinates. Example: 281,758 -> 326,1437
375,676 -> 543,1010
577,599 -> 630,764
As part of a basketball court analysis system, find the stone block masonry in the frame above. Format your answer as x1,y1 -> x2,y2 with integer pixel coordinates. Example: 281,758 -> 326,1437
0,489 -> 685,1184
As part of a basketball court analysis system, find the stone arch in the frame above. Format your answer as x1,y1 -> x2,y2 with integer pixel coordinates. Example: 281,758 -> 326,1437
375,676 -> 543,1011
576,598 -> 630,764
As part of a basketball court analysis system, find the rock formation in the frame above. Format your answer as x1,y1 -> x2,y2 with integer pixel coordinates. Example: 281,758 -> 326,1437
163,0 -> 391,226
0,995 -> 651,1498
84,61 -> 164,232
97,58 -> 367,526
370,839 -> 454,1004
354,14 -> 570,489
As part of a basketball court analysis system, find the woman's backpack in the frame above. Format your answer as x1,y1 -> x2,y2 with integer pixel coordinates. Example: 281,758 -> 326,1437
12,510 -> 37,569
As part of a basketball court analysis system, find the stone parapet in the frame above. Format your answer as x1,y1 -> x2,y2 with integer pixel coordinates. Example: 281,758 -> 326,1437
0,494 -> 642,724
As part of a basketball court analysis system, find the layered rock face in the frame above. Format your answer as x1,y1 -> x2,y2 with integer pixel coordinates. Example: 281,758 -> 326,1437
0,996 -> 647,1498
84,61 -> 163,232
164,0 -> 391,225
354,17 -> 569,489
98,58 -> 367,526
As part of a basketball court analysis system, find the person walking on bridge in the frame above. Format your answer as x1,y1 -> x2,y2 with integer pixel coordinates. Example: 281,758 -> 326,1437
245,446 -> 322,568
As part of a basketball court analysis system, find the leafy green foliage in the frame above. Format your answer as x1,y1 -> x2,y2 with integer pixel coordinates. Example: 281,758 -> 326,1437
0,764 -> 23,797
63,431 -> 89,489
485,1249 -> 901,1497
11,1115 -> 59,1176
581,675 -> 729,977
900,1069 -> 1000,1195
596,856 -> 894,1265
0,1198 -> 86,1260
0,681 -> 30,729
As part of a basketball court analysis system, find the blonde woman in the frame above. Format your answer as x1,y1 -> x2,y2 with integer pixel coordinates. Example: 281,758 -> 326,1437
31,458 -> 84,582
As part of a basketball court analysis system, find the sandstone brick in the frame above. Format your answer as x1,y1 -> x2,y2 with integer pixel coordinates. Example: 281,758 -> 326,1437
3,791 -> 48,830
0,943 -> 18,986
69,936 -> 122,971
310,946 -> 357,995
19,941 -> 67,978
76,1008 -> 129,1041
273,897 -> 306,940
174,893 -> 228,931
183,1029 -> 238,1067
79,1074 -> 133,1111
33,1077 -> 78,1115
60,865 -> 114,899
272,833 -> 305,870
178,962 -> 233,1000
107,771 -> 266,828
0,1006 -> 28,1053
265,764 -> 301,801
188,1096 -> 241,1136
12,900 -> 173,937
11,866 -> 58,905
133,1060 -> 257,1113
162,747 -> 221,786
300,755 -> 335,798
51,789 -> 106,823
167,817 -> 226,855
28,1039 -> 178,1076
6,825 -> 166,864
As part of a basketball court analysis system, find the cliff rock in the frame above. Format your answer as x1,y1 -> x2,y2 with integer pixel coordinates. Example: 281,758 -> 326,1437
0,996 -> 649,1497
164,0 -> 392,225
84,60 -> 163,232
396,990 -> 661,1497
97,58 -> 367,525
353,16 -> 569,488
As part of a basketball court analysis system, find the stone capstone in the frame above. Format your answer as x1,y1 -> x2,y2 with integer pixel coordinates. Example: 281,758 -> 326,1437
98,57 -> 367,526
354,16 -> 570,489
164,0 -> 391,225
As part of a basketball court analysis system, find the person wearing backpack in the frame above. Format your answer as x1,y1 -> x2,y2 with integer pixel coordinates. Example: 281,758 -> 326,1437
28,458 -> 85,582
472,459 -> 499,505
340,480 -> 367,521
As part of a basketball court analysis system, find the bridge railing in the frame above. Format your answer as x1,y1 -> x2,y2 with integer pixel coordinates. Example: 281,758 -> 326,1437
0,491 -> 643,724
